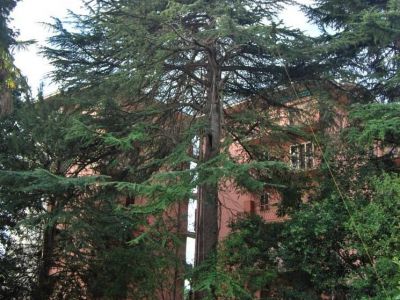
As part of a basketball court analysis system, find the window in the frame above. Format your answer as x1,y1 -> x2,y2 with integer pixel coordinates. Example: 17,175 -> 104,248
192,136 -> 200,159
125,196 -> 135,206
288,109 -> 296,125
290,142 -> 314,170
260,192 -> 269,211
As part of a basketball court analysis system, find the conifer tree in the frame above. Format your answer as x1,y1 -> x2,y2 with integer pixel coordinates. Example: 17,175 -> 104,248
0,88 -> 189,298
0,0 -> 22,115
0,2 -> 37,298
212,1 -> 400,297
303,0 -> 400,102
43,4 -> 318,297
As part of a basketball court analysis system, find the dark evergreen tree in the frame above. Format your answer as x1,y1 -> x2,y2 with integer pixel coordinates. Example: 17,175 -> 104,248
6,0 -> 399,299
0,0 -> 22,115
216,100 -> 400,298
42,0 -> 318,297
303,0 -> 400,103
0,88 -> 189,299
210,1 -> 400,298
0,2 -> 37,298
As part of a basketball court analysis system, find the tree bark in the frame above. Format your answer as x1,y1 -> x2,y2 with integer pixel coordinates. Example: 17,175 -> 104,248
0,89 -> 13,116
194,45 -> 221,299
34,202 -> 57,300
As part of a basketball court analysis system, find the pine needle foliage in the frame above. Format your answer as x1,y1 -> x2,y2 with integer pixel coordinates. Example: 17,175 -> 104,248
41,1 -> 320,297
303,0 -> 400,102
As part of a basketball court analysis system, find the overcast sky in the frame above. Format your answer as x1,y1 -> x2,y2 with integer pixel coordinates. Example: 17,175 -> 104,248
10,0 -> 84,96
10,0 -> 315,97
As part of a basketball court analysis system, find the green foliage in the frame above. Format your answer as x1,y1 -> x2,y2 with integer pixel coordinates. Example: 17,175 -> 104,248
4,0 -> 399,299
0,0 -> 19,49
190,255 -> 253,300
216,214 -> 321,299
0,93 -> 187,298
345,174 -> 400,299
217,172 -> 400,298
276,109 -> 400,298
304,0 -> 400,102
0,0 -> 31,115
189,214 -> 282,299
214,86 -> 400,299
41,2 -> 316,297
219,215 -> 282,297
347,103 -> 400,145
279,196 -> 351,296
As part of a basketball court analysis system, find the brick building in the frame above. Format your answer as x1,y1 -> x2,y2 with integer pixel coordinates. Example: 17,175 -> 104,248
192,86 -> 350,242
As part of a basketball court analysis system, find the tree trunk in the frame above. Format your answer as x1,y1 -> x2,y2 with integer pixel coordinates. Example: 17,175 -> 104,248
0,63 -> 13,116
0,89 -> 13,116
194,46 -> 221,299
34,202 -> 57,300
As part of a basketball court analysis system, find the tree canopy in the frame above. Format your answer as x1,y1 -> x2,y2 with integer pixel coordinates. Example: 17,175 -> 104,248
43,3 -> 318,298
1,0 -> 399,299
0,0 -> 22,115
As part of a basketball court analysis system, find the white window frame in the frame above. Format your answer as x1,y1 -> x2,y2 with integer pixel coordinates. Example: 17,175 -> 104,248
260,192 -> 269,211
290,142 -> 314,170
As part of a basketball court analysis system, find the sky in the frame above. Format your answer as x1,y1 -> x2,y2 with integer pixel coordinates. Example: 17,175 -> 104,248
10,0 -> 85,97
10,0 -> 316,98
